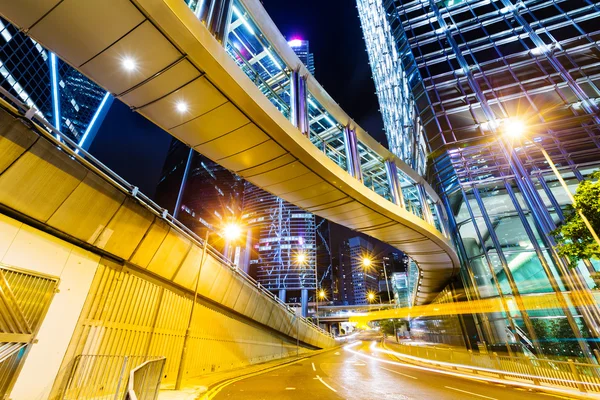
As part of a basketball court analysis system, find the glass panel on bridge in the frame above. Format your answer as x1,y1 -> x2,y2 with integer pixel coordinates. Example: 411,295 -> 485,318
306,93 -> 348,171
397,170 -> 424,219
221,0 -> 292,118
357,143 -> 393,202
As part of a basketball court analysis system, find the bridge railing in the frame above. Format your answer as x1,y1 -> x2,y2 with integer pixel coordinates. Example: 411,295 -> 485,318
184,0 -> 449,238
0,86 -> 333,340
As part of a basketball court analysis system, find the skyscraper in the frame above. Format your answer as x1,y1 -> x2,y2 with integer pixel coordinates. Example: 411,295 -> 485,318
156,140 -> 244,253
0,17 -> 111,149
242,183 -> 316,308
358,0 -> 600,358
288,39 -> 315,75
335,236 -> 377,305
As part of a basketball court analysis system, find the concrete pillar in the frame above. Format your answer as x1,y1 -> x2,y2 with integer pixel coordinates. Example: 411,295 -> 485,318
342,126 -> 362,182
384,160 -> 405,208
278,289 -> 286,303
301,289 -> 309,318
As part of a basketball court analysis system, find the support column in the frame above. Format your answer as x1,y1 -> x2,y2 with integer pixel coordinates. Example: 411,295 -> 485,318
173,147 -> 194,219
301,289 -> 309,318
384,160 -> 405,208
289,71 -> 309,136
342,126 -> 362,182
202,0 -> 233,42
434,201 -> 449,237
278,289 -> 286,303
417,184 -> 434,226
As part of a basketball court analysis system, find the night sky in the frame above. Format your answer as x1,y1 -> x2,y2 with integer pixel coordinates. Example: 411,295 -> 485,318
261,0 -> 386,146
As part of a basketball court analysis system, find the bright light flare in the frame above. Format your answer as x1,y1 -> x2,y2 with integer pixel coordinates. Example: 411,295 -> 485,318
296,252 -> 307,264
288,39 -> 303,47
504,119 -> 525,139
176,101 -> 189,114
223,223 -> 242,241
318,289 -> 327,299
121,56 -> 137,72
367,292 -> 376,302
362,257 -> 372,267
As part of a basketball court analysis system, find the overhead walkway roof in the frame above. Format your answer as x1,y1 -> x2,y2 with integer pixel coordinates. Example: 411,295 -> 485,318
0,0 -> 459,304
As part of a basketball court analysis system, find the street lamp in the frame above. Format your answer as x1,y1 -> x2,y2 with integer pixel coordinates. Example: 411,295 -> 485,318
296,252 -> 320,326
176,222 -> 242,389
500,120 -> 600,251
367,292 -> 376,303
362,256 -> 392,305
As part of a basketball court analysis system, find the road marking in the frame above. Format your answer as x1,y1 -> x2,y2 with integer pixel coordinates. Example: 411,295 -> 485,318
380,366 -> 418,380
444,386 -> 497,400
316,375 -> 338,393
312,362 -> 316,371
285,387 -> 296,390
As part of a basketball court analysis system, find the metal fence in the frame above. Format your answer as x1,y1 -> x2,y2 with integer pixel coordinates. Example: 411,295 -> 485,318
124,358 -> 166,400
384,340 -> 600,393
60,355 -> 161,399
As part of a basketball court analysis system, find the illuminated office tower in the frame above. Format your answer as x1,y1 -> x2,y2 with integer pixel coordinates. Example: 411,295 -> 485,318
242,182 -> 316,315
288,39 -> 315,75
358,0 -> 600,359
0,18 -> 111,148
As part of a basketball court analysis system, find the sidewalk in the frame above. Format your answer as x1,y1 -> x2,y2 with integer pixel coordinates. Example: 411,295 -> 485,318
158,347 -> 338,400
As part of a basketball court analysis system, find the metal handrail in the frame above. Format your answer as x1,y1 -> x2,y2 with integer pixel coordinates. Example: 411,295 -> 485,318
383,340 -> 600,393
0,86 -> 333,339
125,357 -> 166,400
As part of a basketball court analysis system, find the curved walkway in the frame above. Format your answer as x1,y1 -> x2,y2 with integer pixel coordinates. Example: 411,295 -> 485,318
0,0 -> 458,303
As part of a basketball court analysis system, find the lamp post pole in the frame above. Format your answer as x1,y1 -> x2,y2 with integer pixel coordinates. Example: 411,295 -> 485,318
175,229 -> 209,390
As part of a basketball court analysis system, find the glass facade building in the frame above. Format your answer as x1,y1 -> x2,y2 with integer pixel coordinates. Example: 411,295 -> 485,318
242,182 -> 317,300
0,18 -> 111,148
359,0 -> 600,360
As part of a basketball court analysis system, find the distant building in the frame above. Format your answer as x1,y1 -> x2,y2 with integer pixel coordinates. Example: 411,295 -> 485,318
242,182 -> 316,306
391,272 -> 409,309
288,39 -> 315,75
0,17 -> 111,148
155,140 -> 244,255
335,237 -> 377,305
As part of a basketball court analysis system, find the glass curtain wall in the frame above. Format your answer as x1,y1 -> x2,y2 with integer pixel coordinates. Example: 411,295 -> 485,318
363,0 -> 600,359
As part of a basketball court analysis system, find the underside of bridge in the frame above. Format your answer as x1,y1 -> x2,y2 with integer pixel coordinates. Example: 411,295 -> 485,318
0,0 -> 459,305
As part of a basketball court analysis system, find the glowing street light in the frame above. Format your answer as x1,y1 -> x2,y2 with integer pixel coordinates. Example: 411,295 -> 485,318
296,252 -> 307,264
362,257 -> 372,268
318,289 -> 326,300
223,222 -> 242,241
367,292 -> 376,303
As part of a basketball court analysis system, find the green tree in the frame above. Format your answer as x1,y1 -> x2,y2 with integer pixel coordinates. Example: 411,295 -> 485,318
552,170 -> 600,265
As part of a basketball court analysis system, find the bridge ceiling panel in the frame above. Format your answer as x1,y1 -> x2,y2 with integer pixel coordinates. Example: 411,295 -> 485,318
0,0 -> 460,305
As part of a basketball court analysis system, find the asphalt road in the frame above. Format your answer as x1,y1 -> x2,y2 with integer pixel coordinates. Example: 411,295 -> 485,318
211,335 -> 571,399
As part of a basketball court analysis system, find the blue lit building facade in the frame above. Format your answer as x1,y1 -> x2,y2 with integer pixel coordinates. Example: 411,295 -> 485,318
358,0 -> 600,359
0,18 -> 111,149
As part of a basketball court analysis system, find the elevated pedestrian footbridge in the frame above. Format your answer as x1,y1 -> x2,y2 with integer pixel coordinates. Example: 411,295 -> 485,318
0,0 -> 459,303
